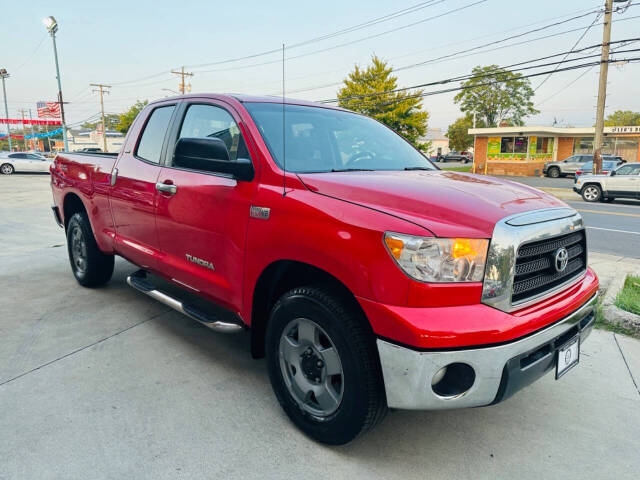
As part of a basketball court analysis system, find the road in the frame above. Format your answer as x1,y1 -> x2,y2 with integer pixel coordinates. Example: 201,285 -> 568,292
1,174 -> 639,480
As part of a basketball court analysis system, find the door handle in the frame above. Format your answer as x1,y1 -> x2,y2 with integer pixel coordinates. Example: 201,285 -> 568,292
156,181 -> 177,195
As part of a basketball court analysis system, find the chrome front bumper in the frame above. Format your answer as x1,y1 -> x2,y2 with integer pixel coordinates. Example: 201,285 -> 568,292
377,292 -> 597,410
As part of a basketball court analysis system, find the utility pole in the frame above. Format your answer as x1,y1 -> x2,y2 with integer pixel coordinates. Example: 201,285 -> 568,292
90,83 -> 111,152
28,110 -> 36,151
18,109 -> 29,151
0,68 -> 11,151
43,17 -> 69,151
593,0 -> 619,174
171,67 -> 193,94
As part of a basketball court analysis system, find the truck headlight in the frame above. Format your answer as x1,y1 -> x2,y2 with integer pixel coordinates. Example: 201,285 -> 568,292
384,232 -> 488,283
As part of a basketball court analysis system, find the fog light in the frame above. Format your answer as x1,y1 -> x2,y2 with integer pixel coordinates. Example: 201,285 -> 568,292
431,362 -> 476,398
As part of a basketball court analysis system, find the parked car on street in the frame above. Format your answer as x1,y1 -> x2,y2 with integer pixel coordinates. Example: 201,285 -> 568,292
440,150 -> 473,163
574,159 -> 623,178
50,94 -> 599,444
544,154 -> 623,178
0,151 -> 53,174
573,162 -> 640,202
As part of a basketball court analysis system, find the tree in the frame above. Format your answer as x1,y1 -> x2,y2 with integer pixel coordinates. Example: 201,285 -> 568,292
337,56 -> 429,150
454,65 -> 538,127
446,115 -> 484,151
604,110 -> 640,126
81,114 -> 119,131
116,100 -> 148,134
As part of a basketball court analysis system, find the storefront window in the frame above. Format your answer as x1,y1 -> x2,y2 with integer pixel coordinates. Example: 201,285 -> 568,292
500,137 -> 514,153
514,136 -> 528,153
574,136 -> 639,161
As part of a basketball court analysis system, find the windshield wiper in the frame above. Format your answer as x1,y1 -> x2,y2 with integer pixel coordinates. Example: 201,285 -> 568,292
403,166 -> 433,171
330,168 -> 375,172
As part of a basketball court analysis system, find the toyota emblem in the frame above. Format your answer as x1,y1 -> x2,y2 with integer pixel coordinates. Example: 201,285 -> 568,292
554,247 -> 569,272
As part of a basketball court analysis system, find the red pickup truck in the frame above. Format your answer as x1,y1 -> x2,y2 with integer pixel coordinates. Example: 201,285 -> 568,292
51,94 -> 598,444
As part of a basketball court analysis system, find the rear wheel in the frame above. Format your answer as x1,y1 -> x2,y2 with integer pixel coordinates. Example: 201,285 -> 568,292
547,167 -> 560,178
581,184 -> 602,203
266,286 -> 387,445
66,212 -> 114,287
1,163 -> 14,175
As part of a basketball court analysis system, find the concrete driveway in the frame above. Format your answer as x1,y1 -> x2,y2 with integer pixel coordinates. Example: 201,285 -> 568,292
1,175 -> 639,479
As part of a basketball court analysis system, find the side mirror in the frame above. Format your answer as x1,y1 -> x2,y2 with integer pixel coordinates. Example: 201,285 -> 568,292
173,137 -> 254,181
610,170 -> 616,176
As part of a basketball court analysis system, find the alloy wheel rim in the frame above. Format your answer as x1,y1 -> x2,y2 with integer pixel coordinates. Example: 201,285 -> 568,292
584,187 -> 598,200
278,318 -> 344,418
70,225 -> 88,274
1,165 -> 11,174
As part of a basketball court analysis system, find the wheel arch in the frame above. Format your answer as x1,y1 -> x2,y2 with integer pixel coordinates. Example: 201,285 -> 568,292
62,192 -> 88,229
250,259 -> 367,359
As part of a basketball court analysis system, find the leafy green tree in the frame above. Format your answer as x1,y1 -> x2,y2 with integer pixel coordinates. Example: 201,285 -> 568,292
604,110 -> 640,126
82,114 -> 119,131
337,56 -> 429,150
454,65 -> 538,127
117,100 -> 148,134
446,115 -> 484,151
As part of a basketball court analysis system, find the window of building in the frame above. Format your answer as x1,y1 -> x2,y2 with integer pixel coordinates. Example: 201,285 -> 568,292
500,137 -> 514,153
514,136 -> 528,153
136,105 -> 175,163
178,104 -> 248,161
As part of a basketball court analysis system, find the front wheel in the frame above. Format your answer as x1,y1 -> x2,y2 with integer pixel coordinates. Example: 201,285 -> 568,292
266,286 -> 387,445
66,212 -> 114,287
581,184 -> 602,203
1,163 -> 14,175
547,167 -> 560,178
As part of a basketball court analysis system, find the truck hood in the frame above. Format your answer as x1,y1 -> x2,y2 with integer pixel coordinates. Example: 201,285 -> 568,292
298,170 -> 567,238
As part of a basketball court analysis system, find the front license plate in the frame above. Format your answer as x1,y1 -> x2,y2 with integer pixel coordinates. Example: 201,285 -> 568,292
556,335 -> 580,379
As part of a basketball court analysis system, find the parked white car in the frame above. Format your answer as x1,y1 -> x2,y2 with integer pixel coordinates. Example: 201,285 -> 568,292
0,152 -> 53,174
573,162 -> 640,202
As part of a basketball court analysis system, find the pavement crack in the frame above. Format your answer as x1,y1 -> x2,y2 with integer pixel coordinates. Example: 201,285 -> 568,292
613,333 -> 640,397
0,310 -> 168,389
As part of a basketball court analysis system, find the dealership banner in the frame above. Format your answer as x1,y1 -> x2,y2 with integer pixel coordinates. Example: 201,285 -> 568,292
0,127 -> 63,140
0,118 -> 62,126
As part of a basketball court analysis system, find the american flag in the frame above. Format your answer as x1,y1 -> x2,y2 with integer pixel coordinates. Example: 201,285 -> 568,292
37,101 -> 61,118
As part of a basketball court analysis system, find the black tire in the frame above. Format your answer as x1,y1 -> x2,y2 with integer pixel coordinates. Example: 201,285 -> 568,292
547,167 -> 561,178
66,212 -> 114,287
581,184 -> 602,203
1,163 -> 14,175
266,285 -> 387,445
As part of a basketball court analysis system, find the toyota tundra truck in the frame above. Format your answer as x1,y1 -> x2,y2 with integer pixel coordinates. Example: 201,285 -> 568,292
50,94 -> 599,445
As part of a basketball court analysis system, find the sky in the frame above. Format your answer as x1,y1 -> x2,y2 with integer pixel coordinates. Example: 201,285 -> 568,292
1,0 -> 639,131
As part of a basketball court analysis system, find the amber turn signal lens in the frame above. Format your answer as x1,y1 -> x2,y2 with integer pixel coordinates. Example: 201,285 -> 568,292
452,238 -> 485,258
384,236 -> 404,260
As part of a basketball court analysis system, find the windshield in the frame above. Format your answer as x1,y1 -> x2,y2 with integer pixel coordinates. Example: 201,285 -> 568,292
582,160 -> 617,171
244,102 -> 435,173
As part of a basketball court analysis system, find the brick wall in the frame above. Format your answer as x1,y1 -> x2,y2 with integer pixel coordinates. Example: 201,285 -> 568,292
557,137 -> 574,160
472,136 -> 487,173
485,161 -> 546,176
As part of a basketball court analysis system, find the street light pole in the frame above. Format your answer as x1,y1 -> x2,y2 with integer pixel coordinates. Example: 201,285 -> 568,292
44,16 -> 69,151
0,69 -> 12,151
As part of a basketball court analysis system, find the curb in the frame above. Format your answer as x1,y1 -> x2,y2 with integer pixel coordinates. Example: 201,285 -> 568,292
603,303 -> 640,334
537,187 -> 581,201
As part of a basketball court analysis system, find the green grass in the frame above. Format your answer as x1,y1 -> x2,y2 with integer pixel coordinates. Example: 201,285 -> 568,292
615,275 -> 640,316
440,165 -> 472,172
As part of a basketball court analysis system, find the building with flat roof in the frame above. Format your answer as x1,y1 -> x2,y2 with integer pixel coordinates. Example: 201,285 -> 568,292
469,125 -> 640,176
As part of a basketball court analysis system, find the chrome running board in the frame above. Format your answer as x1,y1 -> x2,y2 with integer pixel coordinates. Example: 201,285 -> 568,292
126,271 -> 244,333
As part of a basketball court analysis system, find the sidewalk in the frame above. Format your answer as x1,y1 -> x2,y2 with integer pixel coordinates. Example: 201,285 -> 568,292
538,186 -> 581,201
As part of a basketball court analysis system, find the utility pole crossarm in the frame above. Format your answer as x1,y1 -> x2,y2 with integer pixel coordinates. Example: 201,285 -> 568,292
90,83 -> 111,152
171,67 -> 194,94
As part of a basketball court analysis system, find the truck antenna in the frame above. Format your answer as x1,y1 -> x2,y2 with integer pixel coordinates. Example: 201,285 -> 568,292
282,43 -> 286,197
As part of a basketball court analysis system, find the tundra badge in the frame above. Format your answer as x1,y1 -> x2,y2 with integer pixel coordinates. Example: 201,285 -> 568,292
185,254 -> 215,271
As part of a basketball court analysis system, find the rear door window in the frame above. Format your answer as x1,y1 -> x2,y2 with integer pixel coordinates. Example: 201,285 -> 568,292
136,105 -> 176,164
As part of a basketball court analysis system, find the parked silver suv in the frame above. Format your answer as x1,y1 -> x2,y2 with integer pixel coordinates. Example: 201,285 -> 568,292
543,154 -> 622,178
573,163 -> 640,202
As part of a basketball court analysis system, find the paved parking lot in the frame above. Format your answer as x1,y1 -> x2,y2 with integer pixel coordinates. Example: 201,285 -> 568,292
1,174 -> 639,479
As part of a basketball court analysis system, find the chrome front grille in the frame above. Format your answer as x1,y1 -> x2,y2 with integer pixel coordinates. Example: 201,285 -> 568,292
482,208 -> 586,313
512,230 -> 587,303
